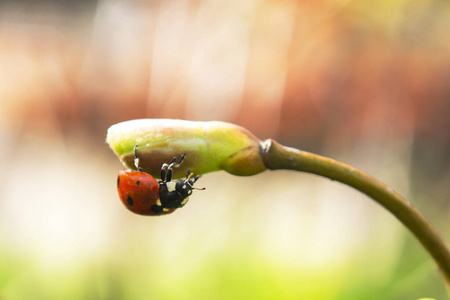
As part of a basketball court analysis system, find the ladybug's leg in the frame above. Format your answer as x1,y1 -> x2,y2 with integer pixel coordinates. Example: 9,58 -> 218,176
134,144 -> 144,172
160,153 -> 186,183
160,155 -> 178,182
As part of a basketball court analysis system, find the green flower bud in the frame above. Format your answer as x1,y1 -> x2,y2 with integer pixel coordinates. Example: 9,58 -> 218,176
106,119 -> 267,178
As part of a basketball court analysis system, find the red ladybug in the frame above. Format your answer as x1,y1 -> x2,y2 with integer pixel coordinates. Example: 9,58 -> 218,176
117,145 -> 204,216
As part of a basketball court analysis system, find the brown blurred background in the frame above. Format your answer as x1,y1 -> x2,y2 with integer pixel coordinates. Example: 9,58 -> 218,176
0,0 -> 449,299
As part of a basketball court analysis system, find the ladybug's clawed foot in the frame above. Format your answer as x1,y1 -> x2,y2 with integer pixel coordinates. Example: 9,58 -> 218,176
134,144 -> 144,172
160,153 -> 187,182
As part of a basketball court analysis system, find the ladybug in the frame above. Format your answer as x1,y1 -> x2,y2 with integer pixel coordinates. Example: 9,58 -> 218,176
116,145 -> 204,216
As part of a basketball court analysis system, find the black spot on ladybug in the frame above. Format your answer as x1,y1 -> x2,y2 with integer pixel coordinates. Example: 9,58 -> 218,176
117,176 -> 120,188
127,195 -> 134,207
136,180 -> 140,185
151,205 -> 164,214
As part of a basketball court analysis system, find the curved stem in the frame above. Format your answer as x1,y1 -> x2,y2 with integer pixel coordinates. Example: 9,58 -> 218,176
261,139 -> 450,294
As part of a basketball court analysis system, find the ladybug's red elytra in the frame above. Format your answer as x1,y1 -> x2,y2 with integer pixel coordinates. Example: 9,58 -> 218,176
117,145 -> 204,216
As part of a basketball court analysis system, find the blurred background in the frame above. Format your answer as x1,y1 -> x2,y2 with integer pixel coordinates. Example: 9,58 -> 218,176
0,0 -> 449,299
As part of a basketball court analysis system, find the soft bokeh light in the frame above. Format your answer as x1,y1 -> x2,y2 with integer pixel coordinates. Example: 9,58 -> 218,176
0,0 -> 449,299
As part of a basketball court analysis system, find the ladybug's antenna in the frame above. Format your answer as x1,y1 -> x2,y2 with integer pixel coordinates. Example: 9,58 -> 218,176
185,172 -> 205,190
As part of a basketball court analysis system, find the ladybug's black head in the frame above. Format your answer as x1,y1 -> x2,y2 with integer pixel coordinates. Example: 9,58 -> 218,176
175,180 -> 193,198
175,172 -> 204,198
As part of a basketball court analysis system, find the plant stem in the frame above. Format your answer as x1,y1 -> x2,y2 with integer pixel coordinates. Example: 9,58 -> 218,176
261,139 -> 450,294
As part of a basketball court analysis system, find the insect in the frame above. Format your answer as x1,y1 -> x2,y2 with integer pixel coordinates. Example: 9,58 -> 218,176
116,145 -> 204,216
